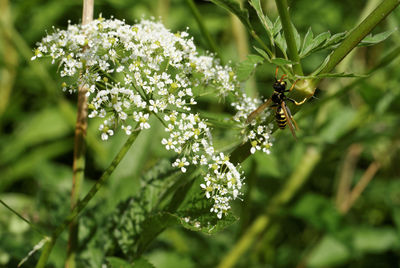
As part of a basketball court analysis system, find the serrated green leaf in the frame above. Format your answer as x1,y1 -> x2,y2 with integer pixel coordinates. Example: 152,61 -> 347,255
300,31 -> 330,58
292,22 -> 301,52
275,33 -> 287,56
272,17 -> 282,36
106,257 -> 134,268
313,31 -> 331,49
359,29 -> 396,46
253,46 -> 270,60
175,188 -> 238,234
209,0 -> 253,31
236,54 -> 264,81
324,31 -> 347,48
249,0 -> 273,39
270,57 -> 297,66
301,27 -> 314,55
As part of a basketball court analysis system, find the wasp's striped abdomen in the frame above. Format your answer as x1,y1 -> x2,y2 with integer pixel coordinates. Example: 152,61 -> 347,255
275,107 -> 287,129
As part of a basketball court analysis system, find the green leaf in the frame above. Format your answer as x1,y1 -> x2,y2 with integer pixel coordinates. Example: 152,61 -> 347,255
209,0 -> 253,31
106,257 -> 134,268
292,22 -> 301,52
300,30 -> 330,58
359,29 -> 397,46
301,27 -> 314,54
307,236 -> 351,267
236,54 -> 264,81
270,57 -> 297,66
324,31 -> 347,47
146,251 -> 194,268
249,0 -> 273,39
136,212 -> 180,255
352,227 -> 400,254
275,33 -> 287,56
175,177 -> 238,234
272,16 -> 282,36
291,193 -> 341,232
133,257 -> 156,268
0,107 -> 71,164
253,46 -> 270,60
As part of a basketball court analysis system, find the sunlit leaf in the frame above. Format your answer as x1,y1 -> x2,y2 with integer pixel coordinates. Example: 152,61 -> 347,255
352,227 -> 400,253
236,54 -> 264,81
307,236 -> 351,267
359,29 -> 397,46
249,0 -> 273,39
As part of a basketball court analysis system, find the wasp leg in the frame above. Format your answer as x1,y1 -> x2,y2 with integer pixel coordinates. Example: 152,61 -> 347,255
285,79 -> 298,92
287,97 -> 307,106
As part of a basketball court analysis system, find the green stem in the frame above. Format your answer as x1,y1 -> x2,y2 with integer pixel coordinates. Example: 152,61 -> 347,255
35,129 -> 141,268
275,0 -> 303,75
317,0 -> 400,76
0,199 -> 45,236
185,0 -> 220,56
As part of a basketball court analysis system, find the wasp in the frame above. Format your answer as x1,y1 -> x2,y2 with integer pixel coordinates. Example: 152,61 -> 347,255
247,67 -> 306,139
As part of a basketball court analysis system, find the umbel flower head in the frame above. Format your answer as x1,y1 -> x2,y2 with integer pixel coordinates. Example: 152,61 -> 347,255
32,17 -> 273,218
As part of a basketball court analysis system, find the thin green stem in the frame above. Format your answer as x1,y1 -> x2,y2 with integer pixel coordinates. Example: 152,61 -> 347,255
0,199 -> 46,236
275,0 -> 303,75
35,129 -> 141,268
185,0 -> 220,56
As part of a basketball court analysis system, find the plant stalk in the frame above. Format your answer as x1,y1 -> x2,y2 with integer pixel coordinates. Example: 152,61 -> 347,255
275,0 -> 303,75
65,1 -> 94,267
36,129 -> 141,268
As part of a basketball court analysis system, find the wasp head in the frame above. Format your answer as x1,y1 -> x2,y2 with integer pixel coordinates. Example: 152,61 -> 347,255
273,79 -> 287,92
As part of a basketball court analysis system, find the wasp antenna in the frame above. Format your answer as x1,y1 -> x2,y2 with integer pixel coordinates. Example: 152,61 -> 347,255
275,66 -> 279,80
279,74 -> 287,82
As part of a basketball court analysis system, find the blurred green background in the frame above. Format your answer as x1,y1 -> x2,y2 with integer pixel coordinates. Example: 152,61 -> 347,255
1,0 -> 400,267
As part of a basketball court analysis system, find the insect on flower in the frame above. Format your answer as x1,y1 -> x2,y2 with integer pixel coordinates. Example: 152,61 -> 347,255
246,67 -> 307,139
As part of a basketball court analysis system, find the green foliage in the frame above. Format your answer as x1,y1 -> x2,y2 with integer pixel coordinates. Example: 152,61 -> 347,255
235,54 -> 264,81
1,0 -> 400,267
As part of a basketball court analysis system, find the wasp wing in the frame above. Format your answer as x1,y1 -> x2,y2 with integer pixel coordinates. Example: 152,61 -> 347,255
281,101 -> 297,140
246,98 -> 273,124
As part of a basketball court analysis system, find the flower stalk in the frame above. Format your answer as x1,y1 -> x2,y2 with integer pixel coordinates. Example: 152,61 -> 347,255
66,1 -> 94,267
35,128 -> 141,268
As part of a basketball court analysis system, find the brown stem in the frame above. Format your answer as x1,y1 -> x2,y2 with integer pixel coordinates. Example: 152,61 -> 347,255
341,161 -> 381,214
66,1 -> 94,267
336,144 -> 363,212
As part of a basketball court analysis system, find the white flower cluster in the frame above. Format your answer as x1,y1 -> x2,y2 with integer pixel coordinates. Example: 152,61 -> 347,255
232,94 -> 274,155
32,17 -> 252,218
